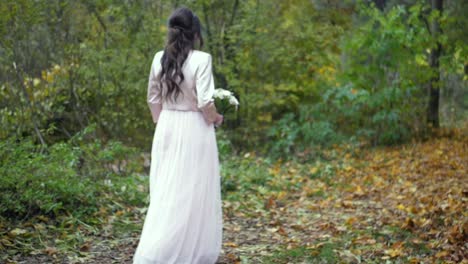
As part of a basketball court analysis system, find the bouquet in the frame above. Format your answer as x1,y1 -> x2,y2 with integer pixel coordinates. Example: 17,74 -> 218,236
213,88 -> 239,115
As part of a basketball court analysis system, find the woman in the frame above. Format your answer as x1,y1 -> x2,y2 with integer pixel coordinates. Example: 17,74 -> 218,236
133,7 -> 223,264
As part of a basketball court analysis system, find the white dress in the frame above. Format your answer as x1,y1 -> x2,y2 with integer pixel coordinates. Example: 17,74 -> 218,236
133,50 -> 223,264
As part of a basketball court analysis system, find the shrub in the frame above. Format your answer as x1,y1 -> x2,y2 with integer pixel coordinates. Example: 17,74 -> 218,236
0,138 -> 97,219
267,104 -> 344,159
0,129 -> 144,220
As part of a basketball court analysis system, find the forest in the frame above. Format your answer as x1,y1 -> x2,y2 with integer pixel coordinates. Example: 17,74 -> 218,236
0,0 -> 466,263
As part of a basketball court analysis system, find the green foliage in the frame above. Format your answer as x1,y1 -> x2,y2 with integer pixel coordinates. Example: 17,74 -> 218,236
0,138 -> 94,219
0,1 -> 165,147
264,1 -> 465,153
214,0 -> 350,147
2,0 -> 464,153
69,125 -> 142,179
220,155 -> 273,196
215,128 -> 234,161
0,128 -> 144,220
340,3 -> 432,144
0,0 -> 353,149
267,104 -> 344,158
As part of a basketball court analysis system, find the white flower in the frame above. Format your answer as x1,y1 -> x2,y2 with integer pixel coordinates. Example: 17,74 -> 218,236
214,88 -> 232,99
228,96 -> 239,106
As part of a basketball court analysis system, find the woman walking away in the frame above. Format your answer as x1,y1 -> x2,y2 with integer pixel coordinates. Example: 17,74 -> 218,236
133,7 -> 224,264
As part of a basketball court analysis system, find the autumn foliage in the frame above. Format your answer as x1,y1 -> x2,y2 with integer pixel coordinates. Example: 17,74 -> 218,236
220,130 -> 467,263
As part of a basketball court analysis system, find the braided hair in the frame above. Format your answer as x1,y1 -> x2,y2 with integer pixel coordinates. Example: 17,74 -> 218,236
159,7 -> 204,102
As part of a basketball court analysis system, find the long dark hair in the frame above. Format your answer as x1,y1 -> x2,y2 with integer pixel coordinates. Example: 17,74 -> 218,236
159,7 -> 204,102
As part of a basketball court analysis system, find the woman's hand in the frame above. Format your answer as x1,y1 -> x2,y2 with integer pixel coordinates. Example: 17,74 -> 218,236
214,113 -> 223,127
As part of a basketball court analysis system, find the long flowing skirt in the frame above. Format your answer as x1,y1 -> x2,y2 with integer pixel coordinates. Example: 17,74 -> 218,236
133,109 -> 223,264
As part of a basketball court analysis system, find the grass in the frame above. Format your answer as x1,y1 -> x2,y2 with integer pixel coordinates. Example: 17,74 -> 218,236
261,243 -> 340,264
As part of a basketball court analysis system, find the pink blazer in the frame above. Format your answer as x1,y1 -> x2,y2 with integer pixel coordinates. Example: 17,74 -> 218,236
147,49 -> 218,124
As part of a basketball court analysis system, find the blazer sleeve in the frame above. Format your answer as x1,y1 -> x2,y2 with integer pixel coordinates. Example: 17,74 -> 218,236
147,52 -> 163,123
195,54 -> 217,123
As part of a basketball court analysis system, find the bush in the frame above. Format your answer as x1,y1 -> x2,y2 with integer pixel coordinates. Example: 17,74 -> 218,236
0,130 -> 144,220
267,104 -> 344,159
340,3 -> 432,144
0,138 -> 97,219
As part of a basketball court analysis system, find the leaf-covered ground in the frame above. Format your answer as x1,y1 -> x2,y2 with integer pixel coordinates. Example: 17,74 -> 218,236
2,135 -> 466,263
218,135 -> 467,263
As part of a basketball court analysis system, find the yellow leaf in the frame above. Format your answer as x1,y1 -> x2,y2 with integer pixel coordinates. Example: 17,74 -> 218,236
346,217 -> 358,225
277,191 -> 287,200
223,242 -> 238,248
309,166 -> 318,174
397,204 -> 406,211
435,250 -> 449,258
384,248 -> 403,258
115,210 -> 125,216
354,185 -> 365,196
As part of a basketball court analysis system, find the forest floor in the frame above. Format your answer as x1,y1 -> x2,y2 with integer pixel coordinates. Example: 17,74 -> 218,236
2,133 -> 467,263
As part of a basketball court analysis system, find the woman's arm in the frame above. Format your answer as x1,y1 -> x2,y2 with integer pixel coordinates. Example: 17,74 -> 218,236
147,52 -> 163,123
196,54 -> 222,125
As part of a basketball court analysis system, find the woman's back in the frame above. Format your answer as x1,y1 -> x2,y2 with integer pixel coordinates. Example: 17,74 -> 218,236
148,49 -> 215,113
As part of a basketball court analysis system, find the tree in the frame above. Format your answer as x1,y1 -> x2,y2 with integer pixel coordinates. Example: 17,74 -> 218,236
427,0 -> 443,128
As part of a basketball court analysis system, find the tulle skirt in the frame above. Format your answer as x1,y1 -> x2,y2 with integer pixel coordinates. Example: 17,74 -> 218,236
133,109 -> 223,264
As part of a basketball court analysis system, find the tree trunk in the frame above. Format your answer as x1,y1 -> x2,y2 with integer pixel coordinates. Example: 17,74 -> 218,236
14,65 -> 47,147
427,0 -> 443,128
